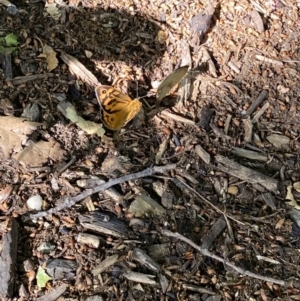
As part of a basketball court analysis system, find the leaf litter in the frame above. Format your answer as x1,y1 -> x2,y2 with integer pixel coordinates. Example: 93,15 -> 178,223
1,0 -> 300,300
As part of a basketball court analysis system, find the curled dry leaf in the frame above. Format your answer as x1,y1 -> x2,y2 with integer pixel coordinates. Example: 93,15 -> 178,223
45,3 -> 61,21
0,116 -> 43,159
157,66 -> 189,101
285,185 -> 300,210
294,182 -> 300,193
38,43 -> 58,72
13,138 -> 65,166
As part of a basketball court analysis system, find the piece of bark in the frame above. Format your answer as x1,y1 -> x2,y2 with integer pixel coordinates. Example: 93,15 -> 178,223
123,271 -> 157,285
91,254 -> 119,276
231,147 -> 268,162
210,124 -> 232,140
252,102 -> 270,123
60,52 -> 99,88
194,144 -> 211,164
46,259 -> 79,279
79,212 -> 129,238
77,178 -> 123,203
215,155 -> 278,192
227,61 -> 240,73
132,248 -> 160,273
77,233 -> 100,248
182,283 -> 216,295
147,243 -> 170,262
161,190 -> 175,209
201,218 -> 226,250
288,209 -> 300,228
36,285 -> 67,301
12,73 -> 55,85
0,185 -> 13,203
243,116 -> 253,143
198,105 -> 214,130
202,47 -> 217,78
3,53 -> 13,82
224,114 -> 232,135
0,218 -> 18,298
245,90 -> 268,117
160,110 -> 195,125
262,192 -> 276,209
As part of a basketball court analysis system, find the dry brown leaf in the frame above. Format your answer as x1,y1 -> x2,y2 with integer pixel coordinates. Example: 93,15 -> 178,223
275,218 -> 285,229
13,138 -> 65,166
157,66 -> 189,101
45,3 -> 61,21
38,44 -> 58,72
0,116 -> 42,158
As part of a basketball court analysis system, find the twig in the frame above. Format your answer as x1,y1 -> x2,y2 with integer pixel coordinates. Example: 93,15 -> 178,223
256,55 -> 283,66
12,73 -> 55,85
54,156 -> 76,177
216,155 -> 278,192
252,102 -> 270,123
160,110 -> 195,125
161,229 -> 286,286
245,90 -> 268,117
23,164 -> 176,221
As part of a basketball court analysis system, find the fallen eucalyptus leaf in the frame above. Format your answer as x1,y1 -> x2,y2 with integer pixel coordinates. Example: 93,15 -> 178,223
157,66 -> 189,101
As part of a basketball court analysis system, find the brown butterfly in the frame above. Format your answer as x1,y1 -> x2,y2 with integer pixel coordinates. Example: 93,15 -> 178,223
95,85 -> 142,131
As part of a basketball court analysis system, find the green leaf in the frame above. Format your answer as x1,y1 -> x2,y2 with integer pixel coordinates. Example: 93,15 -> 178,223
4,33 -> 18,47
0,33 -> 18,54
36,266 -> 52,288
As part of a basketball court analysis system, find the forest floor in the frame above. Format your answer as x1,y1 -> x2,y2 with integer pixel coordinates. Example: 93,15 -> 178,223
1,0 -> 300,300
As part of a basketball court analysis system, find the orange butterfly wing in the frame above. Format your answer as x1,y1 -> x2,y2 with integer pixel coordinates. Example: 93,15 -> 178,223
95,85 -> 142,131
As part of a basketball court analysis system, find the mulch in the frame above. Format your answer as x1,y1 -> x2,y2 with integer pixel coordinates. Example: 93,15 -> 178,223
1,0 -> 300,300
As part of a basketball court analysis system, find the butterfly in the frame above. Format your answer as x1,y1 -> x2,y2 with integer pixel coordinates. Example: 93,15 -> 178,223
157,66 -> 189,101
95,85 -> 142,131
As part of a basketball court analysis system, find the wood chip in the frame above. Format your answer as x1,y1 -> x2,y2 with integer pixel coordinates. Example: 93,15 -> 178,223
91,254 -> 119,276
215,155 -> 278,192
0,218 -> 18,299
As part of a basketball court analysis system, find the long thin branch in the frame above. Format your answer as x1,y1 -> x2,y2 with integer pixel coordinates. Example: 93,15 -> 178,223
23,164 -> 176,221
162,229 -> 287,286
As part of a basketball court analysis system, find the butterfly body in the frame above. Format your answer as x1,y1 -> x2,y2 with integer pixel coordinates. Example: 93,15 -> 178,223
95,85 -> 142,131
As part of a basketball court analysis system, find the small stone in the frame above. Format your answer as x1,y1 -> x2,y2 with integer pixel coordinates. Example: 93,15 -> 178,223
228,185 -> 238,195
26,195 -> 43,211
266,134 -> 290,149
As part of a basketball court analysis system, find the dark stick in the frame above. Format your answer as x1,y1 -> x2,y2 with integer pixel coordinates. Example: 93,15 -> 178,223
23,164 -> 176,221
162,229 -> 286,285
245,90 -> 268,116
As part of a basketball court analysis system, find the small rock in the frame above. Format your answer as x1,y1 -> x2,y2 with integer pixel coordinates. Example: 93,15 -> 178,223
267,134 -> 290,149
37,242 -> 56,254
228,185 -> 238,195
46,259 -> 78,280
27,195 -> 43,211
